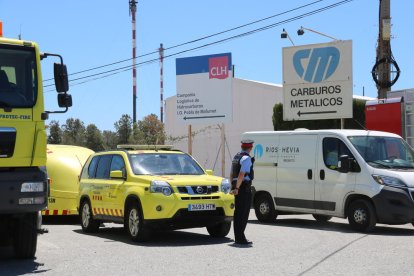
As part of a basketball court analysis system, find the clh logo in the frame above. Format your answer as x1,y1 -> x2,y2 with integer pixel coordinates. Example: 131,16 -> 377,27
253,144 -> 264,159
209,56 -> 229,79
293,46 -> 340,83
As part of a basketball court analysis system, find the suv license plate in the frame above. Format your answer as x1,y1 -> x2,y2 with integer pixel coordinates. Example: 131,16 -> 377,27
188,203 -> 216,211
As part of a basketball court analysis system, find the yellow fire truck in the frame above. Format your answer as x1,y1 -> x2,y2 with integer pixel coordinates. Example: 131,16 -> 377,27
0,22 -> 72,258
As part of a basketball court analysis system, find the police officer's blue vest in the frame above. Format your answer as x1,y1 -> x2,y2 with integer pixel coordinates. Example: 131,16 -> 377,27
231,151 -> 254,181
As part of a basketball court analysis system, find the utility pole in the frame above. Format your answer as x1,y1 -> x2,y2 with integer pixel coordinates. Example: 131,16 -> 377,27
159,43 -> 164,123
377,0 -> 391,99
129,0 -> 138,123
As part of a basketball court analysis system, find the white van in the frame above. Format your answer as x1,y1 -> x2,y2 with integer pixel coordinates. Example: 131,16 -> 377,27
244,129 -> 414,232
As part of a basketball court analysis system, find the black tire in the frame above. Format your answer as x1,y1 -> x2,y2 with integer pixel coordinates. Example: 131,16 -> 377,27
13,212 -> 38,259
312,214 -> 332,222
80,199 -> 100,233
347,199 -> 376,232
125,201 -> 150,242
206,221 -> 231,238
254,193 -> 277,222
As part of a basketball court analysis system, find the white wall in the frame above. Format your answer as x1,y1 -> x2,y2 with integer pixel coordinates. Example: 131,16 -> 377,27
165,78 -> 283,177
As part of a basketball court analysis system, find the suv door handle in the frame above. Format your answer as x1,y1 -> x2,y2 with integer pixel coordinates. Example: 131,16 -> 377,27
307,169 -> 312,180
320,169 -> 325,180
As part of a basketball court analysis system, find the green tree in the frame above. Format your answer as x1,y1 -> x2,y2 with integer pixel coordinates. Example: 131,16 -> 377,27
47,120 -> 62,144
273,99 -> 367,130
85,124 -> 105,151
114,114 -> 133,144
62,118 -> 86,146
133,114 -> 166,144
102,130 -> 118,150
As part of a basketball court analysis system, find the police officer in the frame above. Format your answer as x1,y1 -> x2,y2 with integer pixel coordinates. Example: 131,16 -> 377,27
230,139 -> 254,245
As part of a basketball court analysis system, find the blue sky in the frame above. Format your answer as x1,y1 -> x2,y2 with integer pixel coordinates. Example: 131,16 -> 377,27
1,0 -> 412,131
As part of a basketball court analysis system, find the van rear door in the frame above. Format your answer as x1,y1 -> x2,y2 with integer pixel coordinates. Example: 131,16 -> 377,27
275,134 -> 318,212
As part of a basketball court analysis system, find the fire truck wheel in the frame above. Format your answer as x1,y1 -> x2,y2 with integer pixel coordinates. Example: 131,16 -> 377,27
13,213 -> 37,259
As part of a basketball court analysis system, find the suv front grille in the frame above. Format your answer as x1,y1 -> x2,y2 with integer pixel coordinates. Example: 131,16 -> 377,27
177,185 -> 219,195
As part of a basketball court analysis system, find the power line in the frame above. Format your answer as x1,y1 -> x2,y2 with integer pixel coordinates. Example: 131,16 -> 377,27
44,0 -> 353,89
43,0 -> 326,82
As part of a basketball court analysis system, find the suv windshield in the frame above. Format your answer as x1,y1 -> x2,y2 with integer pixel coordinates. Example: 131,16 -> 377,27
0,45 -> 37,108
348,135 -> 414,169
130,153 -> 205,175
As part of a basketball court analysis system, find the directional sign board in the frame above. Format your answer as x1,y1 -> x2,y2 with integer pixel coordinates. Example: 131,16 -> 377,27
176,53 -> 232,124
282,40 -> 353,121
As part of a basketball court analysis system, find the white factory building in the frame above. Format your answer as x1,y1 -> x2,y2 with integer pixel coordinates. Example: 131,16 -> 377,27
164,78 -> 283,177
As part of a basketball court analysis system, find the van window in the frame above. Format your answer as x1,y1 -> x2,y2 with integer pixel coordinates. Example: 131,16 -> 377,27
323,138 -> 352,170
349,136 -> 414,169
95,155 -> 112,179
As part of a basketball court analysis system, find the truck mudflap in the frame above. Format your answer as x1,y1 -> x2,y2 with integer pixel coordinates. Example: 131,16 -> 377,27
372,185 -> 414,224
0,167 -> 48,213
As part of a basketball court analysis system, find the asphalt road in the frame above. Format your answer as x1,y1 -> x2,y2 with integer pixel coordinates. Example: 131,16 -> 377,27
1,213 -> 414,276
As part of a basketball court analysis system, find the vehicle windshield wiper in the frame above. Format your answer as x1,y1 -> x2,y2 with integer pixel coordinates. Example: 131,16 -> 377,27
368,161 -> 392,168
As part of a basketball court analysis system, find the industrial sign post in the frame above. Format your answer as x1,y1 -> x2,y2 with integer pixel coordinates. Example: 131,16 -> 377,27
282,40 -> 353,121
176,53 -> 233,124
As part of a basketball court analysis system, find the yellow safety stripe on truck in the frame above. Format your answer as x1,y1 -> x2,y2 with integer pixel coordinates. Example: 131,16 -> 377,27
42,209 -> 76,216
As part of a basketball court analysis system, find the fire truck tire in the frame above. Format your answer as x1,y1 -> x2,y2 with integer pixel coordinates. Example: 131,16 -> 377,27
13,213 -> 37,259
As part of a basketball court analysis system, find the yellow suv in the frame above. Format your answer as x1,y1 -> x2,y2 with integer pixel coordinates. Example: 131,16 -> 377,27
78,145 -> 234,241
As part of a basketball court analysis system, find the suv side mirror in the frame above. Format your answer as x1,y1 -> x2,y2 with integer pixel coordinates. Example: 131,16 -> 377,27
54,63 -> 69,93
205,169 -> 214,176
110,170 -> 126,179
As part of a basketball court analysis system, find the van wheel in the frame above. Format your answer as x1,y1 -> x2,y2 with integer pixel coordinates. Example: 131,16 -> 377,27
348,199 -> 376,232
254,193 -> 277,222
13,213 -> 38,259
312,214 -> 332,222
125,202 -> 150,242
80,200 -> 100,233
207,221 -> 231,238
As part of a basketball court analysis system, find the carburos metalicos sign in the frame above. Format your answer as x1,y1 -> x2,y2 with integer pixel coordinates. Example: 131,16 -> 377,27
282,40 -> 353,121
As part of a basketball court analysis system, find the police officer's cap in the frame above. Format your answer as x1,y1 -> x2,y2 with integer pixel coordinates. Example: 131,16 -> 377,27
241,139 -> 254,147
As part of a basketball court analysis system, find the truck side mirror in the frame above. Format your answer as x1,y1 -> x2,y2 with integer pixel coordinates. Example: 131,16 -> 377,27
58,93 -> 72,108
54,63 -> 69,93
338,155 -> 350,173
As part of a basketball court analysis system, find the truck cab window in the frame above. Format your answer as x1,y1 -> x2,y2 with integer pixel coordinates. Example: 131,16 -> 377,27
0,46 -> 37,108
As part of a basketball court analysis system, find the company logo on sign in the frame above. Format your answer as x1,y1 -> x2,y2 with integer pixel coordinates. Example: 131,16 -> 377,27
253,144 -> 264,159
293,47 -> 340,83
209,56 -> 229,79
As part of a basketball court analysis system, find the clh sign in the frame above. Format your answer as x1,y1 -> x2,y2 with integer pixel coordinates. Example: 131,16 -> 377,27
209,56 -> 229,79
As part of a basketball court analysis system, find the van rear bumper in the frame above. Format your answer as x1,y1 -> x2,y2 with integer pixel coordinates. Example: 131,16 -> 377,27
372,186 -> 414,224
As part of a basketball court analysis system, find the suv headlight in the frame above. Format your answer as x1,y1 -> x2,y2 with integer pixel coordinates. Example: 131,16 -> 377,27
150,180 -> 173,196
221,178 -> 231,194
372,175 -> 407,188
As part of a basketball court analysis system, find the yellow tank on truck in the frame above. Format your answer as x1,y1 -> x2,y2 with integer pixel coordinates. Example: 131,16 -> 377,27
43,145 -> 94,216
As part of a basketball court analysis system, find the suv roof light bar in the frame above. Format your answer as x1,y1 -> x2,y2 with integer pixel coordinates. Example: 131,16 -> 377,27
117,145 -> 174,151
